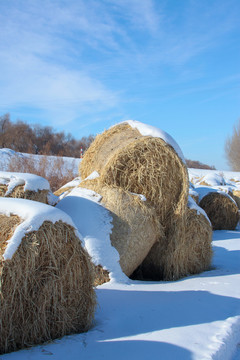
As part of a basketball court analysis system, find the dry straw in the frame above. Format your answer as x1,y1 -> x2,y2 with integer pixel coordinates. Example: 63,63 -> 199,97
80,123 -> 191,281
132,206 -> 212,281
0,184 -> 49,204
80,178 -> 162,278
54,185 -> 75,197
199,192 -> 239,230
0,215 -> 96,354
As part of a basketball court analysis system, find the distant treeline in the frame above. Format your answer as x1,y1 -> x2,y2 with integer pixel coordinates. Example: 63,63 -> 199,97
0,113 -> 94,157
185,159 -> 215,170
0,113 -> 215,169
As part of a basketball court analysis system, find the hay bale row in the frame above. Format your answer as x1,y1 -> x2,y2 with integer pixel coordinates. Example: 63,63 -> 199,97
0,199 -> 96,354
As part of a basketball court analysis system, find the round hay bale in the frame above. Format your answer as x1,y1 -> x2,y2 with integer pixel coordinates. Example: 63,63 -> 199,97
0,172 -> 51,204
0,205 -> 96,354
79,178 -> 163,277
131,201 -> 212,281
199,192 -> 239,230
80,123 -> 189,223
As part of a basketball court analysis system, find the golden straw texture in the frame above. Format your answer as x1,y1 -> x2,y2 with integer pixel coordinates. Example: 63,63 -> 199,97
0,217 -> 96,354
0,184 -> 49,204
199,192 -> 239,230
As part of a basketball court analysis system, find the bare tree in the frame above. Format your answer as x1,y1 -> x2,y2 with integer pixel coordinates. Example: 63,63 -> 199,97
0,113 -> 11,148
225,119 -> 240,170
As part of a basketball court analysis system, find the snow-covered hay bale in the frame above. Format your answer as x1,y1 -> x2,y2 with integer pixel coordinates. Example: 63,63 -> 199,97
0,184 -> 49,203
80,121 -> 189,224
0,198 -> 96,354
131,198 -> 212,281
199,192 -> 239,230
78,178 -> 162,278
54,177 -> 82,198
0,171 -> 50,204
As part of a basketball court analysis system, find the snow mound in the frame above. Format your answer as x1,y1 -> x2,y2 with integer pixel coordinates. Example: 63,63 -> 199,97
0,171 -> 50,195
56,187 -> 128,284
195,173 -> 226,187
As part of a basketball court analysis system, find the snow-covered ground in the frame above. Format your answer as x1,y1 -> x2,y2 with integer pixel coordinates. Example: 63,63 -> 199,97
1,148 -> 240,359
0,148 -> 80,175
0,229 -> 239,360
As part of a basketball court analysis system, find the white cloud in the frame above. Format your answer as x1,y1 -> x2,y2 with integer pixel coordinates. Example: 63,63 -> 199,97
0,0 -> 239,127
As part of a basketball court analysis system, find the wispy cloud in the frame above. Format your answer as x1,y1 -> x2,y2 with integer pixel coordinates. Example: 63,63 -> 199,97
0,0 -> 239,129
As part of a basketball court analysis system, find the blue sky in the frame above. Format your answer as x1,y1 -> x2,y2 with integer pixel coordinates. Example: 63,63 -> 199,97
0,0 -> 239,170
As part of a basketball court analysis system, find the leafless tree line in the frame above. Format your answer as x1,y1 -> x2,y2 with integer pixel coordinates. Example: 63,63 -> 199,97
0,113 -> 94,157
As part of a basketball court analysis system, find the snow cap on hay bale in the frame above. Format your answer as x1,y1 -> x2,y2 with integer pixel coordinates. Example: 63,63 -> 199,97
0,198 -> 96,354
78,178 -> 163,278
56,185 -> 128,285
54,177 -> 82,198
131,197 -> 212,281
0,171 -> 51,204
199,191 -> 239,230
79,121 -> 189,223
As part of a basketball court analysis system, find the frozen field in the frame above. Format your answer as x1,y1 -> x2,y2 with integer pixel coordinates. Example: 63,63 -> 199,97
1,149 -> 240,359
0,229 -> 239,360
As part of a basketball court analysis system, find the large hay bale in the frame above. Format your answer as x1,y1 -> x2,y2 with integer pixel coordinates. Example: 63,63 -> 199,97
0,199 -> 96,354
131,199 -> 213,281
80,122 -> 189,224
199,192 -> 239,230
79,178 -> 162,278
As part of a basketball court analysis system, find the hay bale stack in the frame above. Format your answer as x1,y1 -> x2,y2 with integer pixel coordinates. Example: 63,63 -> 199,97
199,192 -> 239,230
79,179 -> 162,277
79,121 -> 192,281
0,200 -> 96,354
80,122 -> 189,224
131,199 -> 212,281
